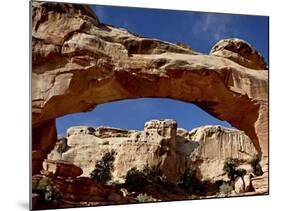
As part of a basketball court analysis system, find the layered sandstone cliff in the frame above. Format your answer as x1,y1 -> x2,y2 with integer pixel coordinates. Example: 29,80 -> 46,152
187,125 -> 257,181
48,120 -> 258,184
49,120 -> 182,181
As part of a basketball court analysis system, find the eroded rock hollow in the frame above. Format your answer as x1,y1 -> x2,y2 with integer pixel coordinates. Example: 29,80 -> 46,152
31,2 -> 268,194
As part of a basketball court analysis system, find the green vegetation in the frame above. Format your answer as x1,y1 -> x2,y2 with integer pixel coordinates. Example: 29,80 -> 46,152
136,193 -> 158,202
90,150 -> 116,184
177,168 -> 203,194
125,167 -> 147,192
222,158 -> 247,191
223,158 -> 246,182
32,177 -> 49,193
250,154 -> 264,176
125,164 -> 162,192
44,185 -> 61,203
32,177 -> 61,204
124,163 -> 240,197
219,181 -> 233,195
142,164 -> 162,179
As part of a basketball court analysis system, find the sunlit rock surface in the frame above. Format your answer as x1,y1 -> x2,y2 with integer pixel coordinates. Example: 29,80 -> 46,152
48,120 -> 258,184
32,2 -> 268,194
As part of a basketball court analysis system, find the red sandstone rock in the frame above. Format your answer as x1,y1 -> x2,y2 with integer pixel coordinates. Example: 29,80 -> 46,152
32,193 -> 40,208
42,160 -> 83,178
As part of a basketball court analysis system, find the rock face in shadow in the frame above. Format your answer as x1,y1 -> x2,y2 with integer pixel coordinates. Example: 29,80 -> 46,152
48,120 -> 259,184
31,2 -> 268,193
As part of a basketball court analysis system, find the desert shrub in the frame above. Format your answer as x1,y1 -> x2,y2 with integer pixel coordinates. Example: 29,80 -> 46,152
236,168 -> 247,178
219,182 -> 233,195
136,193 -> 158,202
142,164 -> 162,179
178,168 -> 203,194
156,177 -> 178,193
32,177 -> 50,196
223,158 -> 246,182
32,177 -> 61,203
223,158 -> 238,181
90,150 -> 116,184
250,155 -> 264,176
44,185 -> 61,203
125,167 -> 147,192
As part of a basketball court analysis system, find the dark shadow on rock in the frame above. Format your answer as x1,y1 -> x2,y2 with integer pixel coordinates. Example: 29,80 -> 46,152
175,135 -> 200,156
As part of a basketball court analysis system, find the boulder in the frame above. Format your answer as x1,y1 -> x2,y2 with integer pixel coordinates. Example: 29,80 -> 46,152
107,192 -> 128,203
251,172 -> 268,194
51,176 -> 127,203
234,175 -> 253,193
210,38 -> 267,70
42,160 -> 83,178
60,177 -> 108,196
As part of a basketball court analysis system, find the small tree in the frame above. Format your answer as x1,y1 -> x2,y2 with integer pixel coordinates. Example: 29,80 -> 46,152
90,150 -> 116,184
223,158 -> 246,180
223,158 -> 238,181
32,177 -> 61,204
142,164 -> 162,179
250,155 -> 263,176
178,168 -> 203,194
125,167 -> 147,192
223,158 -> 247,190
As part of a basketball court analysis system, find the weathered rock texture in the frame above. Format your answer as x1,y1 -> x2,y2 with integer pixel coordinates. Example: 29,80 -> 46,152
32,2 -> 268,193
48,120 -> 259,185
210,38 -> 268,70
42,160 -> 83,178
49,120 -> 182,182
186,125 -> 258,181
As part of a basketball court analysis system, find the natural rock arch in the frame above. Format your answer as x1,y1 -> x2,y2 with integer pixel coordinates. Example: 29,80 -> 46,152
31,2 -> 268,192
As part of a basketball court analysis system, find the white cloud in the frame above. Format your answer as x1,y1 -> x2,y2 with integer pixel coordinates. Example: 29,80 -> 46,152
192,13 -> 239,43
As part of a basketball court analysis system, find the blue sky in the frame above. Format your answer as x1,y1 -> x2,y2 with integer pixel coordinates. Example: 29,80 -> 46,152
56,5 -> 269,135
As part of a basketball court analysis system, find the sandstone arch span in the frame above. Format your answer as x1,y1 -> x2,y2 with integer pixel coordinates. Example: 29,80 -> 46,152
31,1 -> 268,192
